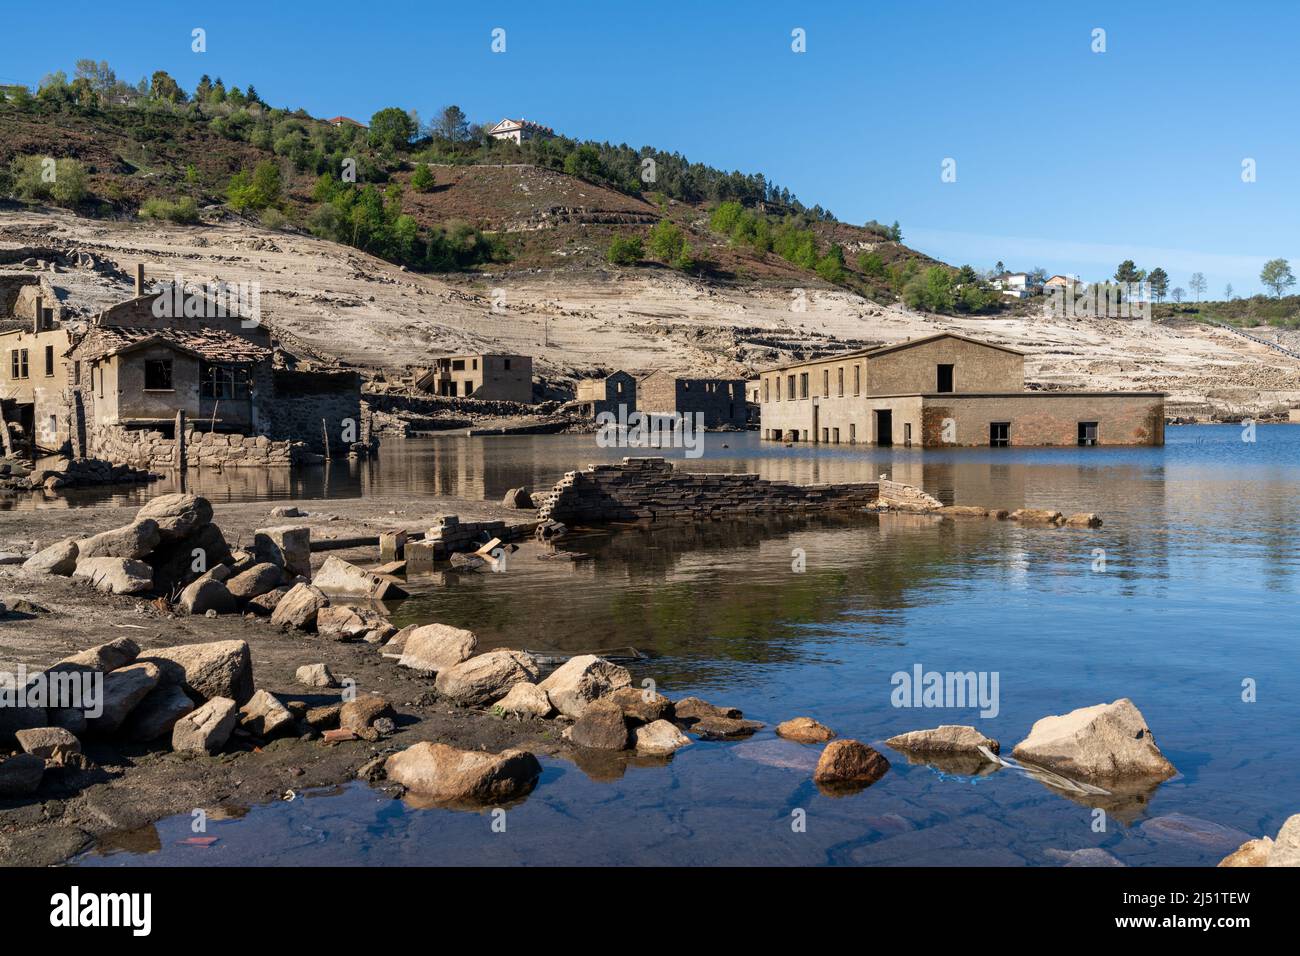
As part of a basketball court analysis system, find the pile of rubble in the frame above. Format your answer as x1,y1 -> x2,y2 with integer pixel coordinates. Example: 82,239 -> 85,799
2,456 -> 156,493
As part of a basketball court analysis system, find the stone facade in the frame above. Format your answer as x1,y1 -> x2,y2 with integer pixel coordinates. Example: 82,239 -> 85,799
536,457 -> 880,524
758,332 -> 1164,447
575,370 -> 637,417
637,371 -> 747,428
417,353 -> 533,403
89,423 -> 302,469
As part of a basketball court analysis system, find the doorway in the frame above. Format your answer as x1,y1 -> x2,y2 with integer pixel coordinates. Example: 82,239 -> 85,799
937,364 -> 954,393
875,409 -> 893,446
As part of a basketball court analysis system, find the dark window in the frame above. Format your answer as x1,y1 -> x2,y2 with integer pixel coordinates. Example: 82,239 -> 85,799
937,364 -> 954,393
837,367 -> 844,396
854,364 -> 861,396
1078,421 -> 1099,446
452,359 -> 465,371
503,358 -> 510,370
73,361 -> 81,385
799,372 -> 809,399
904,422 -> 913,446
200,363 -> 250,400
875,409 -> 893,446
44,345 -> 54,376
764,379 -> 770,402
10,349 -> 29,379
990,422 -> 1011,447
144,359 -> 174,390
787,374 -> 795,399
823,369 -> 829,395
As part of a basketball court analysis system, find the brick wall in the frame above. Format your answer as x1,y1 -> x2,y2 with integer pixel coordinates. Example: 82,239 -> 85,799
535,456 -> 882,524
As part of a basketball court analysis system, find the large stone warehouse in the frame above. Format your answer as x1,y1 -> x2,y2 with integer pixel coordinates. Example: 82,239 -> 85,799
757,332 -> 1165,447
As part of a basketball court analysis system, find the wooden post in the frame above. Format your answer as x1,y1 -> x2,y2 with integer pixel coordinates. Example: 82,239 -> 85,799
176,410 -> 186,471
321,418 -> 331,460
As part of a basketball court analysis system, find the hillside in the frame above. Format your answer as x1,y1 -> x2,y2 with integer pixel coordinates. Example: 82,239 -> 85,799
2,85 -> 1300,414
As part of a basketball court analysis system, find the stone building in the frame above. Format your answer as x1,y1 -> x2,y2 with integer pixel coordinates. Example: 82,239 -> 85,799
416,353 -> 533,403
757,332 -> 1164,447
3,265 -> 364,467
637,371 -> 747,428
574,370 -> 636,417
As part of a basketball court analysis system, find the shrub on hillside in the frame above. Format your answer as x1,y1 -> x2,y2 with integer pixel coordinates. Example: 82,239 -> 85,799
607,235 -> 644,265
7,156 -> 87,207
139,196 -> 199,224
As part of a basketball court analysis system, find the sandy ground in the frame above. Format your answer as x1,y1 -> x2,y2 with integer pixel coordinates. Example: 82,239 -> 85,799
5,208 -> 1300,413
0,494 -> 592,867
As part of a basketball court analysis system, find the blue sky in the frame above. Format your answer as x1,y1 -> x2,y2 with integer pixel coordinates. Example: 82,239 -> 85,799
2,0 -> 1296,295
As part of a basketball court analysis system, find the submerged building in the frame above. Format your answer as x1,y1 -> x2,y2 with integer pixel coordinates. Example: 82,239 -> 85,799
757,332 -> 1164,447
416,353 -> 534,403
637,371 -> 747,428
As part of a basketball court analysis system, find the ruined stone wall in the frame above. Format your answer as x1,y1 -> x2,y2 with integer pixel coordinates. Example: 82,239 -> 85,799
89,423 -> 301,469
264,368 -> 366,452
876,478 -> 944,510
536,456 -> 881,525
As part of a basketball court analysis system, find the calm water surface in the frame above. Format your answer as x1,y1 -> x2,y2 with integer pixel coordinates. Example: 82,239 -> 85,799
73,425 -> 1300,866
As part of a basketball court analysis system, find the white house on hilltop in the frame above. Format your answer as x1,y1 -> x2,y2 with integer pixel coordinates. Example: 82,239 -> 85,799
488,118 -> 555,144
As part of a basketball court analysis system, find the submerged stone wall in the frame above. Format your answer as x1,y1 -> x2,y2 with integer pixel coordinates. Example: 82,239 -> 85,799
876,478 -> 944,511
90,423 -> 305,469
536,457 -> 882,525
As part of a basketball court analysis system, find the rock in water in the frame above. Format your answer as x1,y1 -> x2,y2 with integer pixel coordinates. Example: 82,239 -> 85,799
536,654 -> 631,719
776,717 -> 836,743
598,686 -> 674,724
138,640 -> 254,705
1011,698 -> 1176,782
569,699 -> 629,750
172,697 -> 238,753
885,724 -> 998,755
813,739 -> 891,789
633,719 -> 692,756
435,650 -> 540,707
398,623 -> 478,675
673,696 -> 743,722
384,742 -> 542,805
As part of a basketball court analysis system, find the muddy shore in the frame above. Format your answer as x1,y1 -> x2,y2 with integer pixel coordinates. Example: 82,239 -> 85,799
0,493 -> 588,867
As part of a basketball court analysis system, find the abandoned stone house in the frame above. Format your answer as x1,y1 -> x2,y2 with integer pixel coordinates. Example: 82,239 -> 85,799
1,265 -> 364,467
416,353 -> 533,403
637,371 -> 748,428
757,332 -> 1165,447
574,370 -> 637,417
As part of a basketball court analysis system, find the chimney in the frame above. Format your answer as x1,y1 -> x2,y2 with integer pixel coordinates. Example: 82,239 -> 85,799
33,294 -> 43,334
135,263 -> 146,297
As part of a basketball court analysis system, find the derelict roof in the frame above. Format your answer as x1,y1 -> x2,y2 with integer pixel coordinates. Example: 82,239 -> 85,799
67,325 -> 271,363
760,332 -> 1025,373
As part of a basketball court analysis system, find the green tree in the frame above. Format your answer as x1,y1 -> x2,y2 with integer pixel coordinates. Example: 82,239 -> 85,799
149,70 -> 185,102
1114,259 -> 1141,284
857,251 -> 886,278
564,144 -> 603,181
368,107 -> 417,151
648,220 -> 688,264
411,164 -> 435,192
815,244 -> 846,283
607,235 -> 644,265
1260,258 -> 1296,297
1147,267 -> 1169,302
227,160 -> 282,211
433,105 -> 469,142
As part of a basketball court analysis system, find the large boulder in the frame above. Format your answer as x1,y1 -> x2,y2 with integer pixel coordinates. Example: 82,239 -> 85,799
1011,699 -> 1176,782
76,519 -> 161,561
177,576 -> 236,615
51,637 -> 140,674
87,661 -> 161,735
72,557 -> 153,595
316,604 -> 388,641
138,640 -> 254,705
398,624 -> 478,675
435,650 -> 540,707
1270,815 -> 1300,868
569,699 -> 630,750
886,725 -> 998,755
313,555 -> 406,600
0,753 -> 45,796
22,537 -> 79,576
145,523 -> 231,593
691,716 -> 763,739
270,582 -> 328,631
253,526 -> 311,579
502,487 -> 533,509
172,697 -> 238,753
125,683 -> 196,742
813,739 -> 891,788
340,694 -> 395,733
384,742 -> 542,805
633,719 -> 692,756
598,686 -> 673,724
15,726 -> 81,759
225,562 -> 284,602
776,717 -> 837,744
536,655 -> 631,719
238,690 -> 295,738
673,696 -> 743,722
136,494 -> 214,542
494,683 -> 553,719
1219,838 -> 1275,867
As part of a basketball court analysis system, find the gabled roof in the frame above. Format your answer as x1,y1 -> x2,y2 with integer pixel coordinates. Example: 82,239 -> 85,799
67,325 -> 271,363
761,332 -> 1025,373
489,118 -> 554,135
